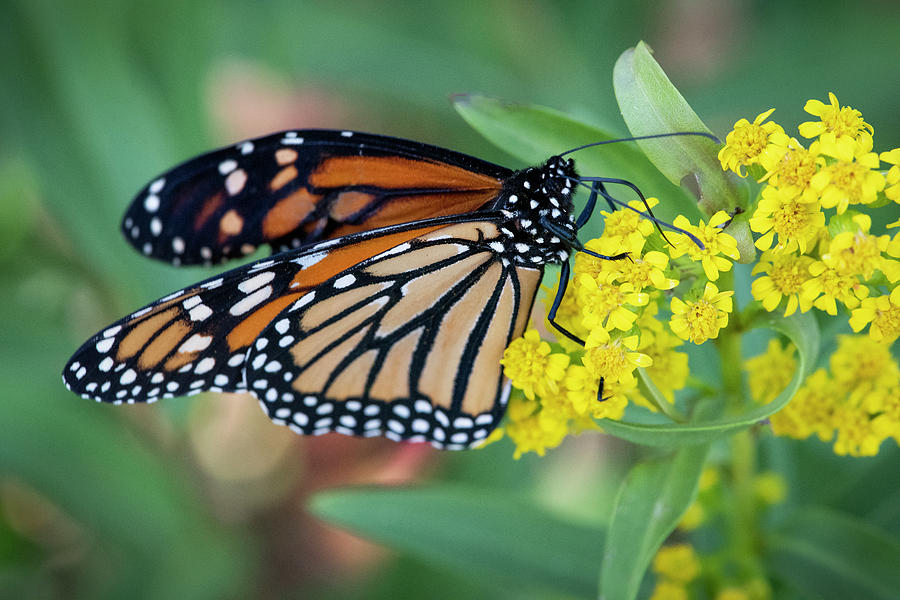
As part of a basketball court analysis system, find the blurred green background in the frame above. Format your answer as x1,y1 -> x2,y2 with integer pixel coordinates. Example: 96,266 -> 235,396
2,1 -> 900,599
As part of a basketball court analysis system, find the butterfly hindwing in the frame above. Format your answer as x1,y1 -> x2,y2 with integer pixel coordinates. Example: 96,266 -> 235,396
244,221 -> 542,449
122,129 -> 512,266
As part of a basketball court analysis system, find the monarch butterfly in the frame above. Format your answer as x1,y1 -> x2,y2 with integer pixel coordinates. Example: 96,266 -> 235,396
62,128 -> 698,450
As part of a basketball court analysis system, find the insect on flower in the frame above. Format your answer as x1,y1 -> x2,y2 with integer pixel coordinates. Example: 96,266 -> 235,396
62,129 -> 706,449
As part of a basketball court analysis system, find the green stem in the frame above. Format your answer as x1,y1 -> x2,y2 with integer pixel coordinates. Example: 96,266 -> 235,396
715,269 -> 742,410
716,269 -> 762,578
729,428 -> 757,568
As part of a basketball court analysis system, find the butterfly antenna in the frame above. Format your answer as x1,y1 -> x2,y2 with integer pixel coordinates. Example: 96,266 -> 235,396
567,176 -> 705,250
559,131 -> 721,157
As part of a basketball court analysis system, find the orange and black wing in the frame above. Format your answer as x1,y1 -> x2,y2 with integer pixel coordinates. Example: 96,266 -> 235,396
244,220 -> 541,449
122,129 -> 511,266
63,217 -> 540,449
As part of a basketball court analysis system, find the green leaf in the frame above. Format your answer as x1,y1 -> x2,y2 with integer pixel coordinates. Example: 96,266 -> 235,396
0,159 -> 38,264
600,443 -> 709,600
766,506 -> 900,600
613,42 -> 747,218
310,485 -> 604,598
598,310 -> 820,447
453,93 -> 699,230
0,375 -> 251,600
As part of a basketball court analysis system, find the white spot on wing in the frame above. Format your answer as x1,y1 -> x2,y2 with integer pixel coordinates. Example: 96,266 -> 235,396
373,242 -> 411,260
194,357 -> 216,374
238,271 -> 276,294
290,292 -> 315,311
225,169 -> 247,196
334,274 -> 356,289
218,159 -> 238,175
120,369 -> 137,385
179,334 -> 212,353
229,286 -> 272,315
145,195 -> 160,213
294,251 -> 327,269
189,304 -> 212,321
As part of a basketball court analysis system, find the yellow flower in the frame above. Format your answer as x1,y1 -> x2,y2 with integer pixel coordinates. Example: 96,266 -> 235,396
565,364 -> 629,419
759,137 -> 822,199
585,236 -> 678,292
635,311 -> 689,403
882,147 -> 900,203
699,467 -> 720,491
575,274 -> 647,333
820,214 -> 888,279
670,282 -> 734,344
754,471 -> 787,505
650,581 -> 688,600
744,339 -> 796,404
770,369 -> 840,442
581,332 -> 652,385
501,329 -> 570,400
849,295 -> 900,342
810,133 -> 885,214
715,588 -> 752,600
718,108 -> 790,176
669,212 -> 740,281
750,251 -> 815,315
829,334 -> 899,390
749,185 -> 825,254
652,544 -> 701,583
798,92 -> 873,140
800,261 -> 869,315
504,395 -> 569,458
832,403 -> 884,457
596,197 -> 658,245
678,502 -> 706,531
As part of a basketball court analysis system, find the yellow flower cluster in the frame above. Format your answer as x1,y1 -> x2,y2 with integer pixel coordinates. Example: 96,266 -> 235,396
722,93 -> 900,456
497,197 -> 738,457
766,335 -> 900,456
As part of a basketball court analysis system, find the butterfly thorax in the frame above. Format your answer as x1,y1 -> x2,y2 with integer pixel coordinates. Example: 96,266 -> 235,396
493,156 -> 579,267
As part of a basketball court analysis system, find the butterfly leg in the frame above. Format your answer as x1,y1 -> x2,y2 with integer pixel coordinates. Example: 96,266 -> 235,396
596,377 -> 607,403
546,262 -> 611,404
546,259 -> 586,346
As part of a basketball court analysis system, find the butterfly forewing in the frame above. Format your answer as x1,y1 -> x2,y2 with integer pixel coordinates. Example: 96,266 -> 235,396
122,130 -> 511,266
244,221 -> 541,449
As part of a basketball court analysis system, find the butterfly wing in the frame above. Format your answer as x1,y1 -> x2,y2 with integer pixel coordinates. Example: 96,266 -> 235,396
63,218 -> 466,403
64,217 -> 540,449
244,220 -> 541,449
122,129 -> 512,265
